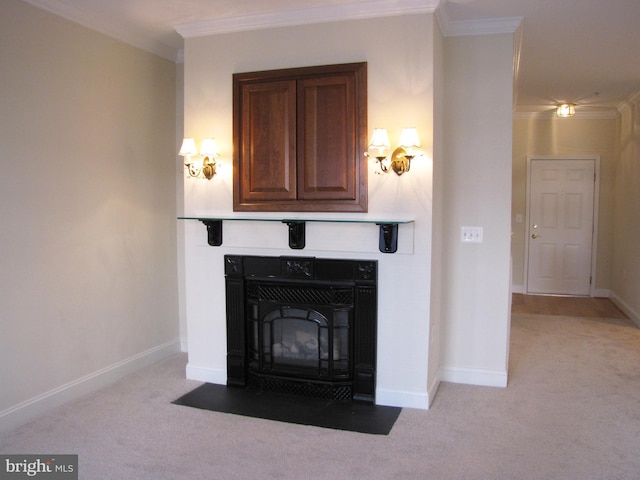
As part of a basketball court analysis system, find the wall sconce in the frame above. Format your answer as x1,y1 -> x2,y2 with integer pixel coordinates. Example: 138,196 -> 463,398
556,103 -> 576,118
179,137 -> 219,180
367,128 -> 421,176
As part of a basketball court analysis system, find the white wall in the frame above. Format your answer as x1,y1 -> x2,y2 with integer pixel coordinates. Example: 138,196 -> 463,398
176,61 -> 188,351
182,14 -> 437,408
428,18 -> 445,399
440,33 -> 514,386
612,96 -> 640,324
0,0 -> 179,432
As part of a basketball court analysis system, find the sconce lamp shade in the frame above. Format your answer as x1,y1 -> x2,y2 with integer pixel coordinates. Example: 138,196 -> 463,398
398,128 -> 421,148
556,103 -> 576,117
200,138 -> 219,157
368,128 -> 391,165
369,128 -> 390,149
179,138 -> 198,156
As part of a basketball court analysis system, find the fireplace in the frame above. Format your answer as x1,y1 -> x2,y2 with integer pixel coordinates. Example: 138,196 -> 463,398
224,255 -> 377,403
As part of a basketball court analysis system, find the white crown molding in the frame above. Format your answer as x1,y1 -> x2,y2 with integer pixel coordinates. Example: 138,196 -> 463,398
22,0 -> 95,26
22,0 -> 178,61
174,0 -> 439,38
514,109 -> 619,120
435,2 -> 522,37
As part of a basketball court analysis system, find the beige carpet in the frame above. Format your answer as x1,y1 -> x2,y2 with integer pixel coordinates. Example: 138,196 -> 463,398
2,312 -> 639,479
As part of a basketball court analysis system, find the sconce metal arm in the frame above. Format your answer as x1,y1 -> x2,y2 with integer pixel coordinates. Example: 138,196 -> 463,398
366,148 -> 413,176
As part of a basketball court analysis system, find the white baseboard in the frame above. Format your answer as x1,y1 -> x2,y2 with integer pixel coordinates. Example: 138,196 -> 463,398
0,339 -> 181,434
511,286 -> 611,298
375,387 -> 431,410
610,291 -> 640,328
185,363 -> 227,385
439,365 -> 508,388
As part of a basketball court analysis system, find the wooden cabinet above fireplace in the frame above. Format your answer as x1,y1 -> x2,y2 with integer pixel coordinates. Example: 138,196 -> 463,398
233,62 -> 367,212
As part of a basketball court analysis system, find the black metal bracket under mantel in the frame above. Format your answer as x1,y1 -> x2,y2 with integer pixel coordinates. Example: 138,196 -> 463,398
377,223 -> 399,254
283,221 -> 305,249
179,217 -> 413,253
200,219 -> 223,246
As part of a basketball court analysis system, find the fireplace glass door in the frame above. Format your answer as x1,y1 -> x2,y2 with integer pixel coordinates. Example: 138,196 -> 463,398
247,282 -> 352,386
259,307 -> 350,379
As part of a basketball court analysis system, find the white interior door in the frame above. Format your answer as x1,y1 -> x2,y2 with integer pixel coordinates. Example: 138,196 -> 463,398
526,158 -> 596,295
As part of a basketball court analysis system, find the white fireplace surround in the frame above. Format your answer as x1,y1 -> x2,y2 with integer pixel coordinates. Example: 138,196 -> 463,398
183,216 -> 436,409
181,12 -> 514,409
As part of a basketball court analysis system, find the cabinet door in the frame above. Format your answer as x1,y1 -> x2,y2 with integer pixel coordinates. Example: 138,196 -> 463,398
237,79 -> 297,203
298,74 -> 357,201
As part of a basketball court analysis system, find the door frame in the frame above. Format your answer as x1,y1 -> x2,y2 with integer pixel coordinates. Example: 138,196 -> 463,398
524,155 -> 601,296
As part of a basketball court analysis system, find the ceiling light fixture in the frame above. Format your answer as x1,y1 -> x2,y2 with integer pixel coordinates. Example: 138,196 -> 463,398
556,103 -> 576,118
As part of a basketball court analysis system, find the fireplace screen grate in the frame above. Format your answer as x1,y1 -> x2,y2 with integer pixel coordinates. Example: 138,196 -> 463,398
260,377 -> 353,401
248,283 -> 354,306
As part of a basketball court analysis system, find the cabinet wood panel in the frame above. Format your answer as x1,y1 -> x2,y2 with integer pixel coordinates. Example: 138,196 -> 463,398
298,75 -> 356,201
240,80 -> 297,202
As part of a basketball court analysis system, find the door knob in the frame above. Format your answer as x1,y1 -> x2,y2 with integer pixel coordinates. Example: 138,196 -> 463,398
531,233 -> 540,239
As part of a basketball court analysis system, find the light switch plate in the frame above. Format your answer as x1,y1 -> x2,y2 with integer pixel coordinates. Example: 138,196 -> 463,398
461,226 -> 483,243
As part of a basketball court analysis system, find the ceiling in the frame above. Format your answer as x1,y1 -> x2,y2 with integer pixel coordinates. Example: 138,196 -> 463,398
22,0 -> 640,116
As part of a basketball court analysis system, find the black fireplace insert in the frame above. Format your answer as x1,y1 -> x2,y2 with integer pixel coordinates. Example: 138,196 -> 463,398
224,255 -> 377,403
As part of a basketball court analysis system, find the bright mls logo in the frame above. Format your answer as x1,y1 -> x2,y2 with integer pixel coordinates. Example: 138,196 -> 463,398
1,455 -> 77,479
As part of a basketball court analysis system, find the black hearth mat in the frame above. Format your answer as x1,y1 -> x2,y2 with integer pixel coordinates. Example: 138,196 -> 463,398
172,383 -> 401,435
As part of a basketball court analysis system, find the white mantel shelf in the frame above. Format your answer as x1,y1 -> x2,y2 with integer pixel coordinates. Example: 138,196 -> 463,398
178,217 -> 414,253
